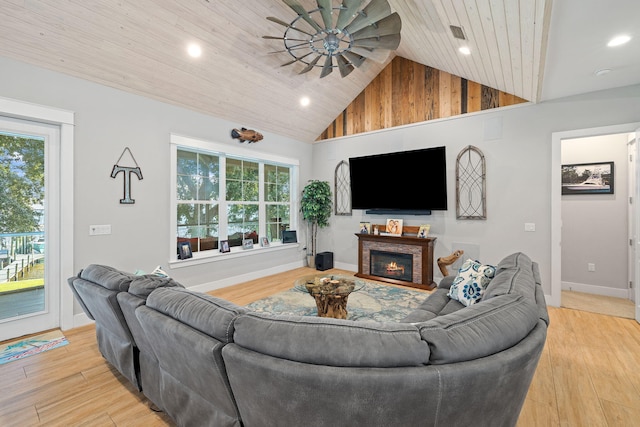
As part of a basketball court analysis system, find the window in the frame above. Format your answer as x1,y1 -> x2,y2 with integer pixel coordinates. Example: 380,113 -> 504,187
264,164 -> 290,242
171,134 -> 298,261
176,150 -> 219,251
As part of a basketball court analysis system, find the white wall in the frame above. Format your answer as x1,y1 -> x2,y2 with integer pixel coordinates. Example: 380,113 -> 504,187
312,84 -> 640,298
561,134 -> 630,297
0,56 -> 313,317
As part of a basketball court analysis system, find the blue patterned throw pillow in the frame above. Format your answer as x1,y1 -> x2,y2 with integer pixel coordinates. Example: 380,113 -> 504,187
447,259 -> 496,306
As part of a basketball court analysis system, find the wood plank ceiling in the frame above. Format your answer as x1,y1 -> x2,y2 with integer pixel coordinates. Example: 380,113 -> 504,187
0,0 -> 550,142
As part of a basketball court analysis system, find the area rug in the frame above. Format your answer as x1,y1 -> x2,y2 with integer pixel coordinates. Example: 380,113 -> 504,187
0,330 -> 68,365
246,281 -> 430,322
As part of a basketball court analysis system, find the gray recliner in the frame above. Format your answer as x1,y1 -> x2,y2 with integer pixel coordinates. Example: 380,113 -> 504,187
117,274 -> 184,409
136,287 -> 248,427
67,265 -> 139,387
68,265 -> 183,410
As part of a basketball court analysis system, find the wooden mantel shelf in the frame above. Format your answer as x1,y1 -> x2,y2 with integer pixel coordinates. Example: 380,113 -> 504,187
355,226 -> 436,290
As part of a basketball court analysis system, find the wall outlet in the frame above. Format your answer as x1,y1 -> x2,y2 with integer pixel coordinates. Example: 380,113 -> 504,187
524,223 -> 536,232
588,263 -> 596,272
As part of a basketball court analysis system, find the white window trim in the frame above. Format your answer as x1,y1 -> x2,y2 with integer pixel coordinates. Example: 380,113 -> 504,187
169,133 -> 299,268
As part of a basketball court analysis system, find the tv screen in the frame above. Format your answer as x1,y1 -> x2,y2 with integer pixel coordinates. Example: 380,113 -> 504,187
349,146 -> 448,213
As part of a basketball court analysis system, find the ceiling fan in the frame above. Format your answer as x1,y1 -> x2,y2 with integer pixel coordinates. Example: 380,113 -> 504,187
264,0 -> 402,78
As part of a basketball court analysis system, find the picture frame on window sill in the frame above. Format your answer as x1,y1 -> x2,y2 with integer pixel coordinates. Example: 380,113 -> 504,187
219,240 -> 230,253
260,237 -> 270,247
242,239 -> 254,250
177,241 -> 193,260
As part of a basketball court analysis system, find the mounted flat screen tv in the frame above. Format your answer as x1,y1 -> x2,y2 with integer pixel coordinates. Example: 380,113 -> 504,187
349,146 -> 447,214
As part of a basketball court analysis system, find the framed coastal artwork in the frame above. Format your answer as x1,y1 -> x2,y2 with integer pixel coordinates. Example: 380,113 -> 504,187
561,161 -> 614,195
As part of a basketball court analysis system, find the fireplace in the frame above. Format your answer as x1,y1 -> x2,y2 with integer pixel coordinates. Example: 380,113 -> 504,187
355,228 -> 436,290
370,250 -> 413,282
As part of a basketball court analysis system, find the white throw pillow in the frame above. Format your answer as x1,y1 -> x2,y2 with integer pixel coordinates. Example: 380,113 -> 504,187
447,259 -> 496,306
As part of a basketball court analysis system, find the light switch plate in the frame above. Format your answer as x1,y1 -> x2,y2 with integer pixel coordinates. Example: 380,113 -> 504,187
89,224 -> 111,235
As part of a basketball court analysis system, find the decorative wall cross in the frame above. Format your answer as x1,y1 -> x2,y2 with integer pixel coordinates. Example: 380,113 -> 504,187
111,147 -> 143,204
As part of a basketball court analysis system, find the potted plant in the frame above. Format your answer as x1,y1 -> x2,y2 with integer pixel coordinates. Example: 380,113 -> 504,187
300,180 -> 332,268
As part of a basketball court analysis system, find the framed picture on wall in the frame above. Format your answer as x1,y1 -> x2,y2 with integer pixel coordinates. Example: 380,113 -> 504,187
561,161 -> 614,195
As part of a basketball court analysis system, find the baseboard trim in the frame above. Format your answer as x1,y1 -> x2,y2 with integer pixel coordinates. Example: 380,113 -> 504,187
561,281 -> 629,299
334,262 -> 357,272
71,312 -> 94,330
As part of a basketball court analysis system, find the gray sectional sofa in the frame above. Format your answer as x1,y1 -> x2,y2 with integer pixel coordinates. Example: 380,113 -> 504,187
69,252 -> 548,427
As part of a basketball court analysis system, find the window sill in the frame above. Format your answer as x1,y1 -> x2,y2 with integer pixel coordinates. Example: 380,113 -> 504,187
168,242 -> 300,269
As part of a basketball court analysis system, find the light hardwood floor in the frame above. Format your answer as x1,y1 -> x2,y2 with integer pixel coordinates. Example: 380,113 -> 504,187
1,267 -> 640,426
561,290 -> 635,319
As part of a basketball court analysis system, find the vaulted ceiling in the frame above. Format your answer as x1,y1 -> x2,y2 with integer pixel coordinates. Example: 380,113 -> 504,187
0,1 -> 639,142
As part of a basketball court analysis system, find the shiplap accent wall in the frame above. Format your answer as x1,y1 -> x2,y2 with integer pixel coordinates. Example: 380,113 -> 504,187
317,56 -> 526,141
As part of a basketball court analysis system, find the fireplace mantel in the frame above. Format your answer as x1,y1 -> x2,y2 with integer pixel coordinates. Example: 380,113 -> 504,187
355,231 -> 436,290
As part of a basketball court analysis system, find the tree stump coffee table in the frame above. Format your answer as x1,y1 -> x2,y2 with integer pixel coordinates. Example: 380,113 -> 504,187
294,275 -> 365,319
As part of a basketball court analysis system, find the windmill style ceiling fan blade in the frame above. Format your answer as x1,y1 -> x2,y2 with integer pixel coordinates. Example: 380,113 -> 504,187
350,46 -> 392,63
344,0 -> 392,35
350,13 -> 401,41
336,0 -> 363,30
342,51 -> 366,68
299,54 -> 323,74
264,0 -> 401,78
316,0 -> 333,29
352,33 -> 401,50
266,16 -> 316,37
320,55 -> 333,78
263,35 -> 309,42
336,54 -> 355,77
283,0 -> 323,32
281,51 -> 314,67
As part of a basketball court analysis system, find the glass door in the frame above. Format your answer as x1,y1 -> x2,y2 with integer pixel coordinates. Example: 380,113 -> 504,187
0,116 -> 60,341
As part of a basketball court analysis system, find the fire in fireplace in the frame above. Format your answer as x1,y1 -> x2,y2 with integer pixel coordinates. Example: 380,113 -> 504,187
370,250 -> 413,282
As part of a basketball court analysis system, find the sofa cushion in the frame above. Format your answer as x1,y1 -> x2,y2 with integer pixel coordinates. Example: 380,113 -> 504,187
233,313 -> 431,367
79,264 -> 134,291
417,294 -> 539,364
145,287 -> 247,343
483,253 -> 536,301
128,275 -> 184,298
447,259 -> 496,306
401,289 -> 465,323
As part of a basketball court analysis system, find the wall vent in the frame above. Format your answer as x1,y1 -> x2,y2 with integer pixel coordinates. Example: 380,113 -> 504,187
450,25 -> 466,40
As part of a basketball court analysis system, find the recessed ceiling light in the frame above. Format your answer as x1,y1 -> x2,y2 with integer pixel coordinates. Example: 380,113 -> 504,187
187,43 -> 202,58
458,46 -> 471,55
300,96 -> 310,107
594,69 -> 611,77
607,35 -> 631,47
